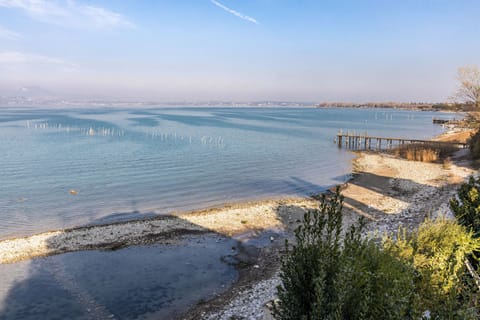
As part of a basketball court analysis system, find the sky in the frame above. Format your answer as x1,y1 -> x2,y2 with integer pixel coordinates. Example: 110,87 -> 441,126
0,0 -> 480,102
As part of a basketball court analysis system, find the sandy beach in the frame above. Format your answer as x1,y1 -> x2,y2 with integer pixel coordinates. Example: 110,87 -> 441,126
0,128 -> 476,319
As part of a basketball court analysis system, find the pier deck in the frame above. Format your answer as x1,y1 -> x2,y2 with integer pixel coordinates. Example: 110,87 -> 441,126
336,131 -> 468,151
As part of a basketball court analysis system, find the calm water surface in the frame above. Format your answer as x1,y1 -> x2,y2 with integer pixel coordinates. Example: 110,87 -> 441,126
0,234 -> 238,319
0,107 -> 452,239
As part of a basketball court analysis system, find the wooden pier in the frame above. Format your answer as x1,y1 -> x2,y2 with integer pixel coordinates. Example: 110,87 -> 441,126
336,130 -> 468,151
432,118 -> 462,125
432,118 -> 450,124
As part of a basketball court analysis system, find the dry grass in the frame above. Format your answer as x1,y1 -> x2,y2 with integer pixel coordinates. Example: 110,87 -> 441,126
443,157 -> 453,170
393,143 -> 458,163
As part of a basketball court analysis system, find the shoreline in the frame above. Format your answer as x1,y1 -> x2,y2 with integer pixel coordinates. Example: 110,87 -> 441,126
2,126 -> 470,259
181,127 -> 477,319
0,197 -> 321,264
0,126 -> 476,319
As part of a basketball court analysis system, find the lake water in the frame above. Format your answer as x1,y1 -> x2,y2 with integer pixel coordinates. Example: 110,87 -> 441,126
0,107 -> 451,239
0,106 -> 455,319
0,234 -> 238,319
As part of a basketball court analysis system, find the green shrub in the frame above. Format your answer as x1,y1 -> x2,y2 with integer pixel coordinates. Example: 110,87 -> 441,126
273,190 -> 418,320
450,176 -> 480,238
336,227 -> 418,320
450,175 -> 480,283
384,218 -> 480,319
273,191 -> 344,320
274,189 -> 480,320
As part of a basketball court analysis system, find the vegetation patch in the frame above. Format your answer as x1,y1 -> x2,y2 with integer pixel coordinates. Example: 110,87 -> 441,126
392,143 -> 458,162
274,189 -> 479,320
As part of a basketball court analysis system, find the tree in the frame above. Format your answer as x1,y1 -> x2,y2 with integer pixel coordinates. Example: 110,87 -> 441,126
453,65 -> 480,109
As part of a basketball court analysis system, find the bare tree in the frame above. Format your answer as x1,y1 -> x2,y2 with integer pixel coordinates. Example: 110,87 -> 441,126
453,65 -> 480,108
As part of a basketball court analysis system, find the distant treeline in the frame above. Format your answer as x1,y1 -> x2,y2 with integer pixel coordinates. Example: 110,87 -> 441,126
316,102 -> 477,112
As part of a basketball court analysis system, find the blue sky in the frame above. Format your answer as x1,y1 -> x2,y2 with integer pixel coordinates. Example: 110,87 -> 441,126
0,0 -> 479,102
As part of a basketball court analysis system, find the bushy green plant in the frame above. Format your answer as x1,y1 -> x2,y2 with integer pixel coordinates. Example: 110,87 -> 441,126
273,191 -> 344,320
336,227 -> 418,320
273,190 -> 418,320
450,176 -> 480,238
384,217 -> 480,319
385,218 -> 479,292
274,189 -> 479,320
450,175 -> 480,296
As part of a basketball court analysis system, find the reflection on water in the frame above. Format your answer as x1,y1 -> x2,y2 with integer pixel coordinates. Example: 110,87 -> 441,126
0,107 -> 452,239
0,234 -> 238,320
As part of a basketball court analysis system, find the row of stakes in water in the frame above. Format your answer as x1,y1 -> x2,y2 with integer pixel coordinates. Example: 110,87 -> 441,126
374,113 -> 416,120
146,130 -> 225,147
27,121 -> 126,136
26,121 -> 225,147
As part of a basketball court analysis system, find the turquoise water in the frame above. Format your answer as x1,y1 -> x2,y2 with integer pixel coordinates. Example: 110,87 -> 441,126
0,107 -> 450,239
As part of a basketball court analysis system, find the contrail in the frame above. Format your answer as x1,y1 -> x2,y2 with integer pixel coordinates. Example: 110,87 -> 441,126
210,0 -> 259,24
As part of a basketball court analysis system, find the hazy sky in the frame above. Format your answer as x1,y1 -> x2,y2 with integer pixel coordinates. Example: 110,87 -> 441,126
1,0 -> 479,102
